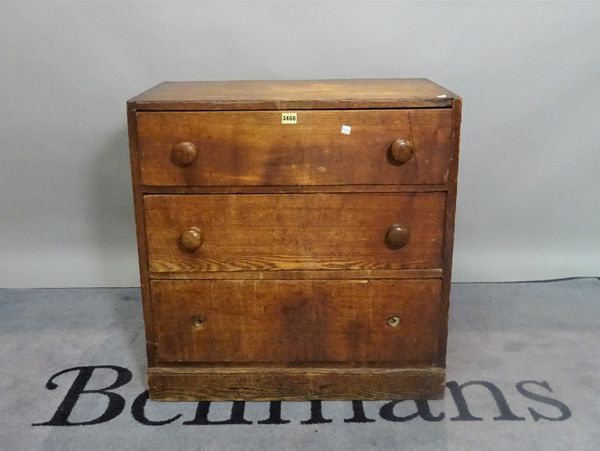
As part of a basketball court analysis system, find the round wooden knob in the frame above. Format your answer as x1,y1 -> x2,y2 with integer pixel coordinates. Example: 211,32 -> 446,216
389,139 -> 414,165
385,224 -> 410,249
179,227 -> 203,252
171,141 -> 198,167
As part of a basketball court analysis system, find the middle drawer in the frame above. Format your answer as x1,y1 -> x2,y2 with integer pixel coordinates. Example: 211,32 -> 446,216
144,193 -> 445,273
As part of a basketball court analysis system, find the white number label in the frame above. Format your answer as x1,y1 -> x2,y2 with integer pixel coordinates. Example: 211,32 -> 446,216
281,112 -> 297,124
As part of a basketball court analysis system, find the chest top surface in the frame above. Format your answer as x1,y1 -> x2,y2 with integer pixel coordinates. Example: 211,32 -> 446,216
128,78 -> 459,111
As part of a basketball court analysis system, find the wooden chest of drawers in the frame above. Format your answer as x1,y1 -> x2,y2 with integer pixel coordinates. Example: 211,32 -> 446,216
127,79 -> 461,401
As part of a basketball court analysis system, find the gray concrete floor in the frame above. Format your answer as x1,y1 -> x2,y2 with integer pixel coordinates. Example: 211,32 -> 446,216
0,278 -> 599,450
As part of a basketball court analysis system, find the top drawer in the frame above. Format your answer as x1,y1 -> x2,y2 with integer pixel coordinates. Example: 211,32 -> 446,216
136,109 -> 452,187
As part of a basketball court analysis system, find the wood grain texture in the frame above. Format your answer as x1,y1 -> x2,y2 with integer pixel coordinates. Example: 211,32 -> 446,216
151,278 -> 441,364
137,109 -> 453,186
437,98 -> 463,366
128,78 -> 456,111
139,184 -> 448,194
144,193 -> 445,273
127,109 -> 157,366
149,268 -> 442,280
148,366 -> 446,401
127,79 -> 461,401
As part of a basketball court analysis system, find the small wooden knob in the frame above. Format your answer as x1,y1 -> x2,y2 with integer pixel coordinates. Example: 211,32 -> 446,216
389,139 -> 414,165
179,227 -> 203,252
171,141 -> 198,167
385,224 -> 410,249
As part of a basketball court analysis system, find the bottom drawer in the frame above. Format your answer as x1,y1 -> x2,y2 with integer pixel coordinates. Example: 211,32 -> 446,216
151,279 -> 442,364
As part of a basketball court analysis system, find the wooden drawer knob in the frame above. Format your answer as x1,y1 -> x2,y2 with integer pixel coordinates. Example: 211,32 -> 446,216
171,141 -> 198,167
179,227 -> 203,252
385,224 -> 410,249
389,139 -> 414,165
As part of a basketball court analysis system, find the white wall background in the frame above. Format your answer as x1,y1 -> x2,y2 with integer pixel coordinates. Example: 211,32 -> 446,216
1,1 -> 599,288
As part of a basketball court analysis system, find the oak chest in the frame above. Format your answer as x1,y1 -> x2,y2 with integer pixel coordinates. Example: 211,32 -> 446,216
127,79 -> 462,400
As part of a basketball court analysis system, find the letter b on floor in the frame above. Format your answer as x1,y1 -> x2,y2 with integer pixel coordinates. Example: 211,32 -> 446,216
33,365 -> 132,426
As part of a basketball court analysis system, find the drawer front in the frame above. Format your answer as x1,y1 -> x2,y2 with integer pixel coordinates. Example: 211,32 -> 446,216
137,109 -> 452,186
144,193 -> 445,273
151,279 -> 441,364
